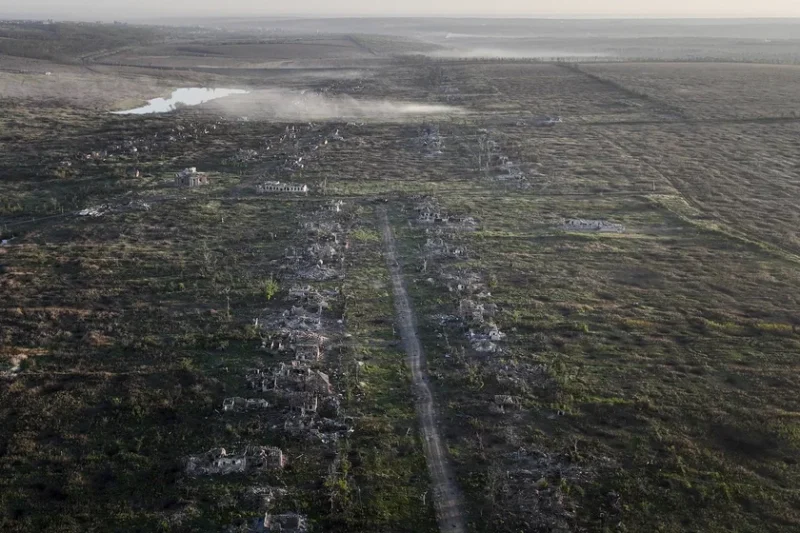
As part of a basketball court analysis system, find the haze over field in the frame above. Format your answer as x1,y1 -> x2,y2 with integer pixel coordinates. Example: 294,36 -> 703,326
4,0 -> 800,19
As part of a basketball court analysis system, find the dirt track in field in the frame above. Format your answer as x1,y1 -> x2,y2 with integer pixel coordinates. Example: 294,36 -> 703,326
378,206 -> 467,533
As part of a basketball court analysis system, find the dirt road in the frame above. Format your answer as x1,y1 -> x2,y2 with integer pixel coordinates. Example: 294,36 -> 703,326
378,207 -> 467,533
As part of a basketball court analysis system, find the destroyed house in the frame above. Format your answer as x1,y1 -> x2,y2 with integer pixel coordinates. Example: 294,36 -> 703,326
222,397 -> 270,412
267,365 -> 331,395
175,167 -> 208,187
459,299 -> 485,323
251,512 -> 308,533
304,371 -> 332,395
534,115 -> 562,127
293,332 -> 325,361
419,210 -> 447,223
295,343 -> 321,362
246,446 -> 287,471
257,181 -> 309,194
284,392 -> 319,414
185,446 -> 286,476
564,218 -> 625,233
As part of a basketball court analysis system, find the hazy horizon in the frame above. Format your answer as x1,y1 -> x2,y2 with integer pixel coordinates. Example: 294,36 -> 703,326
3,0 -> 800,21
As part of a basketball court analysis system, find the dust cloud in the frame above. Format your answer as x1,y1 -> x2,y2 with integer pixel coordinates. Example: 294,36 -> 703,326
429,48 -> 613,59
214,88 -> 462,121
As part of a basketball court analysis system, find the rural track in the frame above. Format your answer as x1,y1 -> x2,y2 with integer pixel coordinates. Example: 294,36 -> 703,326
377,206 -> 467,533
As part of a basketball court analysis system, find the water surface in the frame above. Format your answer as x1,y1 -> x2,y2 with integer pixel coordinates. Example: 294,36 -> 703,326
113,88 -> 248,115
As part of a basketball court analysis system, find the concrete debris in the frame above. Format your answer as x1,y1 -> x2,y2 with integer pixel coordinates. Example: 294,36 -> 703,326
222,397 -> 270,412
441,270 -> 485,294
287,285 -> 333,314
563,218 -> 625,233
261,329 -> 327,358
257,181 -> 309,194
77,199 -> 151,217
494,394 -> 517,407
250,512 -> 308,533
244,486 -> 288,511
467,325 -> 505,353
78,205 -> 110,217
492,448 -> 595,533
224,148 -> 259,165
418,210 -> 448,223
494,361 -> 555,393
261,306 -> 323,332
459,299 -> 485,323
296,264 -> 339,281
418,124 -> 444,156
424,238 -> 466,258
319,396 -> 341,419
487,324 -> 506,342
126,199 -> 151,211
281,391 -> 320,414
533,115 -> 563,127
185,446 -> 286,476
303,220 -> 343,237
175,167 -> 209,187
306,242 -> 338,261
284,412 -> 353,444
432,313 -> 461,326
471,338 -> 498,353
248,362 -> 332,396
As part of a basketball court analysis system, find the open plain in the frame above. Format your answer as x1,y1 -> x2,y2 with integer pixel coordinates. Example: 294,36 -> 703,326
1,18 -> 800,533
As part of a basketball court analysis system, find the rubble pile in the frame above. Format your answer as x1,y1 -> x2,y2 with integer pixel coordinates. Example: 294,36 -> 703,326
411,197 -> 509,355
417,124 -> 444,157
263,123 -> 347,179
77,199 -> 151,218
224,148 -> 260,166
533,115 -> 563,127
491,360 -> 556,396
440,269 -> 487,295
486,448 -> 600,533
223,397 -> 270,412
476,131 -> 531,187
281,206 -> 348,282
562,218 -> 625,233
185,446 -> 286,476
246,202 -> 353,444
440,85 -> 462,103
249,512 -> 309,533
79,120 -> 222,162
191,185 -> 352,531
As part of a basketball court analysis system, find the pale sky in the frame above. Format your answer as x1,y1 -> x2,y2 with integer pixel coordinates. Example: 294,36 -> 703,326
4,0 -> 800,19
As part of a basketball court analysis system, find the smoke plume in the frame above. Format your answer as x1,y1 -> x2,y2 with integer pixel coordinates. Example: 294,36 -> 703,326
213,88 -> 462,121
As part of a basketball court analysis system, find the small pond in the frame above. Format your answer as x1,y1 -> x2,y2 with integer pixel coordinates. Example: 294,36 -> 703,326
112,88 -> 248,115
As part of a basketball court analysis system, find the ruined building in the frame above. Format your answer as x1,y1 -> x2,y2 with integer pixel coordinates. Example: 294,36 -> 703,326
222,397 -> 270,412
185,446 -> 286,476
175,167 -> 209,187
256,181 -> 309,194
250,512 -> 308,533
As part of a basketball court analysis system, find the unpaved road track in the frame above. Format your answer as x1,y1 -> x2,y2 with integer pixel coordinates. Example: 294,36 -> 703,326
378,207 -> 467,533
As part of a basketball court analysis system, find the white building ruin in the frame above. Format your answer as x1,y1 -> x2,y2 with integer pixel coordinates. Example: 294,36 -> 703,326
222,397 -> 270,412
175,167 -> 209,187
563,218 -> 625,233
257,181 -> 309,194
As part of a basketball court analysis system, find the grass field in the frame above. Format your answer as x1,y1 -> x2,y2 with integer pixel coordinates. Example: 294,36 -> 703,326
1,20 -> 800,533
